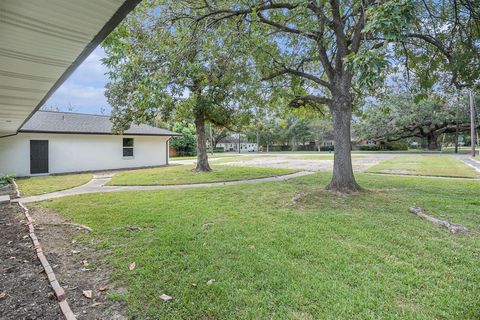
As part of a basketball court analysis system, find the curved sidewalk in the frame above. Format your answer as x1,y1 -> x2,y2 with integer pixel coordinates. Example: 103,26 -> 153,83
14,171 -> 314,203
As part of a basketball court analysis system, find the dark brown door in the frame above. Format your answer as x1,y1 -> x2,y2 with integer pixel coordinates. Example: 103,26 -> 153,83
30,140 -> 49,174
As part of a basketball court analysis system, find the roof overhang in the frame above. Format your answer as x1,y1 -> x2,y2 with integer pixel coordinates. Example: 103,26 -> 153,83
0,0 -> 141,137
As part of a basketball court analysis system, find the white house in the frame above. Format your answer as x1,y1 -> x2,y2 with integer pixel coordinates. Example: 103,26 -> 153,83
216,138 -> 258,153
0,111 -> 179,177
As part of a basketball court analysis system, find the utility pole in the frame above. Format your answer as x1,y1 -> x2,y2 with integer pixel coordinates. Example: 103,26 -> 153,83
238,132 -> 241,154
470,90 -> 477,157
210,125 -> 214,155
454,97 -> 459,153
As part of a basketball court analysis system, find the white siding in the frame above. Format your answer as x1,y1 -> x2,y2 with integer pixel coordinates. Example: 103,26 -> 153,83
0,133 -> 169,176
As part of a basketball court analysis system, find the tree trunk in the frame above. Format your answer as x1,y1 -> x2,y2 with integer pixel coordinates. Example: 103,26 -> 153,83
427,134 -> 439,150
326,103 -> 361,193
194,111 -> 212,172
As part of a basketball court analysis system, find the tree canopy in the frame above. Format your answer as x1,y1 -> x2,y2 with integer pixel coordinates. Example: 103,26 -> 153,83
103,0 -> 480,192
102,0 -> 257,172
355,93 -> 479,150
176,0 -> 479,192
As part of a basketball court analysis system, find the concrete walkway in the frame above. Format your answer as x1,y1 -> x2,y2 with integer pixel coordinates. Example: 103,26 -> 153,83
14,171 -> 314,203
461,157 -> 480,172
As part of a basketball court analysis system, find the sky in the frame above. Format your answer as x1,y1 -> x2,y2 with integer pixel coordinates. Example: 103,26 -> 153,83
41,47 -> 112,115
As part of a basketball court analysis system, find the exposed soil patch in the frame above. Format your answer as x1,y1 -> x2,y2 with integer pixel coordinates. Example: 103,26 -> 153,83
28,205 -> 127,320
220,153 -> 397,172
0,190 -> 62,320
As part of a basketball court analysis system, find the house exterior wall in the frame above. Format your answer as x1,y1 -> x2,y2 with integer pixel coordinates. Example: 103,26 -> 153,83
0,133 -> 169,176
217,142 -> 258,153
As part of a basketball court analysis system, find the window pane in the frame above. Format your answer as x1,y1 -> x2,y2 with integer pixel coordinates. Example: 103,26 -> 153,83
123,147 -> 133,157
123,138 -> 134,147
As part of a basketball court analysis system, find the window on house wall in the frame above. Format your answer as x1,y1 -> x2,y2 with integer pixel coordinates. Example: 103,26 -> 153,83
123,138 -> 134,157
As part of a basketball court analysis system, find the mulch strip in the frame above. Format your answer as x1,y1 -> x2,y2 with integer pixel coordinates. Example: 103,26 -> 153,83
0,191 -> 63,319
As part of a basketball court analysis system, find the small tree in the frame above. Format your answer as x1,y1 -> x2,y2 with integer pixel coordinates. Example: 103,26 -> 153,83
309,119 -> 334,151
102,1 -> 255,172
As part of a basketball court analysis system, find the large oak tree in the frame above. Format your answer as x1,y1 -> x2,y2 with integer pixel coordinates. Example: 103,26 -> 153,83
355,93 -> 479,150
182,0 -> 479,192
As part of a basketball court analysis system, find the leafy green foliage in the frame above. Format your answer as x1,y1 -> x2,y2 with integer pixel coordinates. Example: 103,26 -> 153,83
355,93 -> 477,148
102,1 -> 257,132
170,123 -> 197,156
0,174 -> 15,185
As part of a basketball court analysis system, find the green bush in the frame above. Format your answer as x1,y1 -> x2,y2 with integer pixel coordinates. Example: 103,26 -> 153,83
358,144 -> 382,151
170,122 -> 197,156
358,141 -> 409,151
0,174 -> 15,185
213,147 -> 225,153
383,141 -> 409,150
320,145 -> 334,151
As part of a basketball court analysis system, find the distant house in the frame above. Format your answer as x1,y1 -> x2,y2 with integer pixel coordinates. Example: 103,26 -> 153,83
216,138 -> 258,153
0,111 -> 179,176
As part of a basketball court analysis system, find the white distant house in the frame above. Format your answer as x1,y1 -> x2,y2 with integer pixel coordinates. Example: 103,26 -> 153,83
216,138 -> 258,153
0,111 -> 179,177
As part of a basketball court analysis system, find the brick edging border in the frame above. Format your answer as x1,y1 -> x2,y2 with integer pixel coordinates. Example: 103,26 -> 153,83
13,180 -> 77,320
11,179 -> 21,198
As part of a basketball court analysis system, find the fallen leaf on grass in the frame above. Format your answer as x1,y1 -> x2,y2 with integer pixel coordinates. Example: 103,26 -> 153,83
0,292 -> 6,299
128,262 -> 136,271
160,294 -> 173,301
206,279 -> 215,285
82,290 -> 93,299
82,260 -> 89,267
90,302 -> 103,307
98,287 -> 108,292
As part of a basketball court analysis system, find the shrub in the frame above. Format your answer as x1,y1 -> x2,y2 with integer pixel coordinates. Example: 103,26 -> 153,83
0,174 -> 15,185
358,141 -> 409,151
170,122 -> 197,156
213,147 -> 225,153
320,145 -> 334,151
358,144 -> 382,151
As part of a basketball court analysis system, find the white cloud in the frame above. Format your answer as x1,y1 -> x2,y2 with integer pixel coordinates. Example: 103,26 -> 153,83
43,83 -> 110,114
42,47 -> 112,114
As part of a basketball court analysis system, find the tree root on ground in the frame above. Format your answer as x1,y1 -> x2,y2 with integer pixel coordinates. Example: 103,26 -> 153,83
408,207 -> 469,234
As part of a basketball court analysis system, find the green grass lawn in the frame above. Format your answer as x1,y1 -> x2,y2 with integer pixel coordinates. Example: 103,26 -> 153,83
16,173 -> 93,197
290,154 -> 365,160
367,155 -> 480,178
441,147 -> 480,155
37,173 -> 480,319
170,153 -> 237,161
107,165 -> 297,186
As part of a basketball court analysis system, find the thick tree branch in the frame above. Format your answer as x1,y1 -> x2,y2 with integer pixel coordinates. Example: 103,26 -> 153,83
288,95 -> 332,110
256,12 -> 318,40
262,68 -> 331,89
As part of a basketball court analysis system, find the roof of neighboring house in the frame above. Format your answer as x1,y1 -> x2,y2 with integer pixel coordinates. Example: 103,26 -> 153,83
218,138 -> 235,144
19,111 -> 180,136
